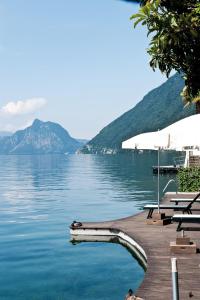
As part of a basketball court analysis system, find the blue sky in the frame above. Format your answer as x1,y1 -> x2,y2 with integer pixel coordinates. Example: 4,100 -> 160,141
0,0 -> 166,139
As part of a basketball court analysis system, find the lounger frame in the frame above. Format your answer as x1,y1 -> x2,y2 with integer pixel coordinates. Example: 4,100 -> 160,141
172,214 -> 200,231
144,192 -> 200,219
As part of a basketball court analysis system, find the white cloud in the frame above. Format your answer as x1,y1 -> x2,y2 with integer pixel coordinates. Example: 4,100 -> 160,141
1,98 -> 47,115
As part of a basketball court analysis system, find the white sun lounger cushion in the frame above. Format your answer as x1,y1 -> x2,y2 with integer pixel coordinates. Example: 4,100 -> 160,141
144,205 -> 187,209
173,214 -> 200,220
171,198 -> 193,201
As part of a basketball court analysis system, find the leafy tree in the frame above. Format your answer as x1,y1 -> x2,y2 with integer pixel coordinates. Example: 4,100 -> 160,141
131,0 -> 200,113
177,167 -> 200,192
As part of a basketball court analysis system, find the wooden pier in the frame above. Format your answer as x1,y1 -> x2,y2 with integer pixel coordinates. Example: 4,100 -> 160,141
70,192 -> 200,300
152,165 -> 180,174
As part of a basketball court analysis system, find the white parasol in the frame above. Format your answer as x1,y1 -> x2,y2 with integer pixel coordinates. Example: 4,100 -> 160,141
122,114 -> 200,213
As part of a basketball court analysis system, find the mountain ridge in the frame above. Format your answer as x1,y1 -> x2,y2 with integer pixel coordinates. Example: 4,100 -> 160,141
0,119 -> 84,155
81,73 -> 195,154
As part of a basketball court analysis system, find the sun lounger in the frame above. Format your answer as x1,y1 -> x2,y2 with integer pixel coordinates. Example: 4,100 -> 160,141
144,204 -> 191,219
144,192 -> 200,219
170,198 -> 200,205
172,214 -> 200,231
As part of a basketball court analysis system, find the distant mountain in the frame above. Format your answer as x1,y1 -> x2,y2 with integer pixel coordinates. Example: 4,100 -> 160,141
0,119 -> 82,155
81,73 -> 195,154
76,139 -> 89,145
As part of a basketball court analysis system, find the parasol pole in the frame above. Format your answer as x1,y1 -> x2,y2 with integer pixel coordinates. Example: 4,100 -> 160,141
157,146 -> 160,214
157,128 -> 160,214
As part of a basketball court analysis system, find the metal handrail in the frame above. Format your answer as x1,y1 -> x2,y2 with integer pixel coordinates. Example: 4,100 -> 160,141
163,179 -> 177,193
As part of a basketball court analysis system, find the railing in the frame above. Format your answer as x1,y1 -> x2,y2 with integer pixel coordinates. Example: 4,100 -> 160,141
163,179 -> 177,193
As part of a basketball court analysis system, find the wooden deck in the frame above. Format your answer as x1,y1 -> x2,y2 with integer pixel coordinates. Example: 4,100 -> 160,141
152,165 -> 180,174
70,192 -> 200,299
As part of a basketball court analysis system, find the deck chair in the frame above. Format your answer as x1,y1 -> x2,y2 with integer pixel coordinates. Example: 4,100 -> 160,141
172,214 -> 200,231
170,198 -> 195,205
144,192 -> 200,219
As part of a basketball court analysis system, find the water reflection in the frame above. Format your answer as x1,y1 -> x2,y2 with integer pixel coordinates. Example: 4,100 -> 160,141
89,151 -> 178,208
70,234 -> 147,271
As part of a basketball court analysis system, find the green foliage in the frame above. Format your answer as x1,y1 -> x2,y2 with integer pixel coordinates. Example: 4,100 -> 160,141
131,0 -> 200,108
177,167 -> 200,192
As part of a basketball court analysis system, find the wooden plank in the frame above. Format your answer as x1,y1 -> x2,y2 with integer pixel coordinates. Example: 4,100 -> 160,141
70,192 -> 200,300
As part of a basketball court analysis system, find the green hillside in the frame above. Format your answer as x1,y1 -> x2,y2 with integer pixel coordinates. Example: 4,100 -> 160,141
81,73 -> 195,154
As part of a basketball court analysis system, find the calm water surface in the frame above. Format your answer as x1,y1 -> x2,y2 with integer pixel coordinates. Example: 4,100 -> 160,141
0,153 -> 177,299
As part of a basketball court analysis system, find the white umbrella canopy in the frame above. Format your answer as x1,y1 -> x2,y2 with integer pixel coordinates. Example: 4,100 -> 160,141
122,114 -> 200,151
122,114 -> 200,215
163,114 -> 200,151
122,131 -> 169,150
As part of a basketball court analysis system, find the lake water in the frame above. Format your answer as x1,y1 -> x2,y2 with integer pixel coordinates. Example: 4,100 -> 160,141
0,153 -> 177,300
